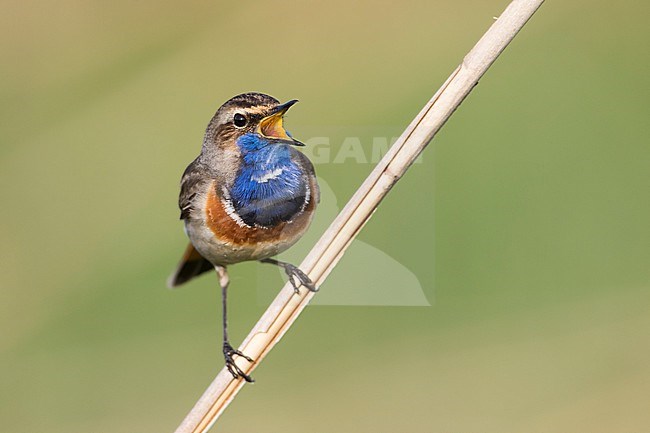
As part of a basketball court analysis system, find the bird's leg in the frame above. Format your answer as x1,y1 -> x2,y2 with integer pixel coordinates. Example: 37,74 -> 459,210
216,265 -> 254,383
260,258 -> 319,294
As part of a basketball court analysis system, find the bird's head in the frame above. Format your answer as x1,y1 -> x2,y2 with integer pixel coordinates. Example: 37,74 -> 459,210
203,92 -> 304,156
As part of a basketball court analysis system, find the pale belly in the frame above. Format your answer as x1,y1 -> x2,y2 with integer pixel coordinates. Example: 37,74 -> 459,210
185,216 -> 310,265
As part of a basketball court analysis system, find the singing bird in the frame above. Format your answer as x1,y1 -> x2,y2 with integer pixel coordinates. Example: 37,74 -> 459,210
168,93 -> 319,382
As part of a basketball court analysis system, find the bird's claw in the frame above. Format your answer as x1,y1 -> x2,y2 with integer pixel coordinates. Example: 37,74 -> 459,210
284,264 -> 318,294
223,342 -> 254,383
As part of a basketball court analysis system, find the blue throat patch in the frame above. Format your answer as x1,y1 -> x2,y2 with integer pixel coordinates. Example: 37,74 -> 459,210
230,133 -> 307,227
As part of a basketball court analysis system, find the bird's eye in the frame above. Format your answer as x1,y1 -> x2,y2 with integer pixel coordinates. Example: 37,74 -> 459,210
233,113 -> 247,128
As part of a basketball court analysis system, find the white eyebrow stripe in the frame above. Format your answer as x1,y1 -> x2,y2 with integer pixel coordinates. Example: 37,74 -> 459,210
251,167 -> 284,183
244,105 -> 269,115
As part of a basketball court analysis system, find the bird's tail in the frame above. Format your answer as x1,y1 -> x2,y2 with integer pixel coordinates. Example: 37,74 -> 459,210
167,243 -> 214,288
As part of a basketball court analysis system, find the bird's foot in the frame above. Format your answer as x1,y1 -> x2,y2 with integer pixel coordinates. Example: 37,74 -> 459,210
223,342 -> 254,383
261,258 -> 319,294
281,263 -> 318,294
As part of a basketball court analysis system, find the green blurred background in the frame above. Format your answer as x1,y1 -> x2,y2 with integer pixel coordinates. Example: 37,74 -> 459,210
2,0 -> 649,431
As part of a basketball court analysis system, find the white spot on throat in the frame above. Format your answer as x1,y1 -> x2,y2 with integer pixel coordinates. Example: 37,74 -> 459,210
251,167 -> 284,183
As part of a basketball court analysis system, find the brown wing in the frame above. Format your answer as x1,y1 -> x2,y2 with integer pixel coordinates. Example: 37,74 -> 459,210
169,157 -> 214,288
178,157 -> 207,220
292,148 -> 320,205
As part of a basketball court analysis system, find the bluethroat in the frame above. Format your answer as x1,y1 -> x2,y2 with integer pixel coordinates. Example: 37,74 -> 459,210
168,93 -> 319,382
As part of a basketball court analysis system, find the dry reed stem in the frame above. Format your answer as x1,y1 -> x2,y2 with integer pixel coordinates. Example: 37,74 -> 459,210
174,1 -> 545,431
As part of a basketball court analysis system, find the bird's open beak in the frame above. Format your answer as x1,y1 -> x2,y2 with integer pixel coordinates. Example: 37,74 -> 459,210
258,99 -> 305,146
